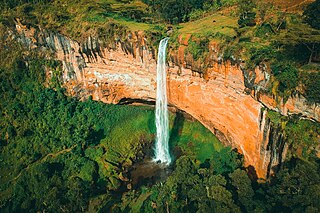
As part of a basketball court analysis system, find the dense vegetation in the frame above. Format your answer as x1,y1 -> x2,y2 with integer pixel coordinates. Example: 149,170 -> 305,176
0,37 -> 228,211
1,0 -> 320,212
143,0 -> 320,103
266,109 -> 320,161
0,37 -> 155,211
0,28 -> 319,213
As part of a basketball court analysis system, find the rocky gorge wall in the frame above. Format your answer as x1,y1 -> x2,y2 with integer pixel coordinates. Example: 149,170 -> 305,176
13,22 -> 319,178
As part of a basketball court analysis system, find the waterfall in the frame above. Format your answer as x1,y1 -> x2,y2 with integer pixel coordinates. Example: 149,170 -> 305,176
153,38 -> 171,165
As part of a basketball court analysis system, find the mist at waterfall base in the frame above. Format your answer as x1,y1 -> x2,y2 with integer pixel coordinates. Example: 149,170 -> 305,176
153,38 -> 172,165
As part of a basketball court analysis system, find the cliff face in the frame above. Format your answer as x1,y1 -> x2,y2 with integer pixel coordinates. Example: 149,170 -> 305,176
14,22 -> 319,178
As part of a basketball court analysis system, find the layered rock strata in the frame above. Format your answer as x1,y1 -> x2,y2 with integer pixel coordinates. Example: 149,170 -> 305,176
14,22 -> 319,178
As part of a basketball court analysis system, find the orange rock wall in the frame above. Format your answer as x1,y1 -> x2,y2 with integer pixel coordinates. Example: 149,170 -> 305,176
14,23 -> 319,178
63,45 -> 269,177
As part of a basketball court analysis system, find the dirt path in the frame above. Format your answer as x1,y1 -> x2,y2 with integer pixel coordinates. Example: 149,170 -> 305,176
10,144 -> 77,183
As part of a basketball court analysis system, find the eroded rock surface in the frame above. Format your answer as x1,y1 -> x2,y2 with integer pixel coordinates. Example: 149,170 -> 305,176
14,22 -> 319,178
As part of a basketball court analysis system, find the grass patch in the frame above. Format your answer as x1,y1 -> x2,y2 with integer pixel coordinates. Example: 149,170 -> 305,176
178,13 -> 237,38
169,114 -> 223,162
114,18 -> 151,31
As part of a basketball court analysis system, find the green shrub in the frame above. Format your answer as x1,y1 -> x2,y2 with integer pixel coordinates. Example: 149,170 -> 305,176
238,12 -> 256,27
303,0 -> 320,30
285,117 -> 320,159
254,23 -> 274,38
189,9 -> 205,21
271,62 -> 299,95
301,72 -> 320,103
266,110 -> 320,160
247,45 -> 275,68
237,0 -> 256,28
145,24 -> 167,49
186,37 -> 209,61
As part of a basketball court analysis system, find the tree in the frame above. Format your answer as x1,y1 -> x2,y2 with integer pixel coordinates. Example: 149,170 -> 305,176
274,24 -> 320,64
237,0 -> 256,27
304,0 -> 320,30
265,160 -> 320,212
271,62 -> 298,95
211,147 -> 243,175
143,0 -> 208,23
302,72 -> 320,103
204,174 -> 241,212
229,169 -> 255,211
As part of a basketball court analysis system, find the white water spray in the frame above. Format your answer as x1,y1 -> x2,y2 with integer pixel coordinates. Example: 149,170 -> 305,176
153,38 -> 171,165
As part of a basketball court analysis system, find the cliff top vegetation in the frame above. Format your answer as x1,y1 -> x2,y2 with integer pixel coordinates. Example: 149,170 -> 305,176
1,0 -> 319,103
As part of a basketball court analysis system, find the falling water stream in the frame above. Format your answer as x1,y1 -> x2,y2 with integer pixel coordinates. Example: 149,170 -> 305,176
153,37 -> 171,165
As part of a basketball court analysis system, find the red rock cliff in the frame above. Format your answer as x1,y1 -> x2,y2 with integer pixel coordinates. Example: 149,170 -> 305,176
14,23 -> 319,178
